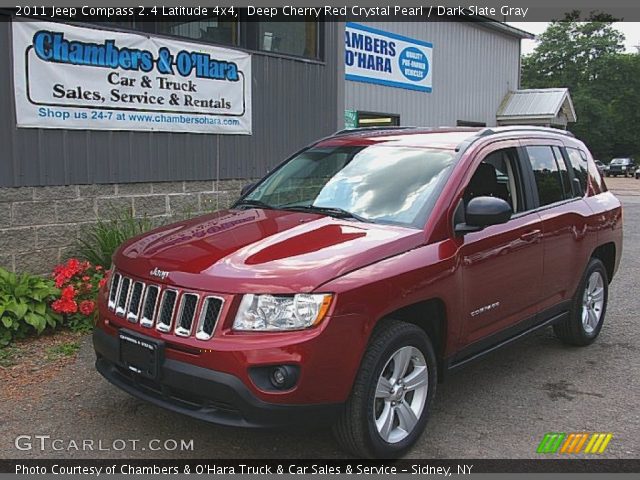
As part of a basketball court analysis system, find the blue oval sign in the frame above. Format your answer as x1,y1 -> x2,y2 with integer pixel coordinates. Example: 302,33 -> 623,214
398,47 -> 429,82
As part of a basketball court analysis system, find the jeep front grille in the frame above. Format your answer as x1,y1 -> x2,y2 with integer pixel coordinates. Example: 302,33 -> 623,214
106,271 -> 223,340
126,282 -> 144,323
157,289 -> 178,332
140,285 -> 159,328
116,277 -> 131,316
196,297 -> 224,340
175,293 -> 199,337
108,272 -> 122,309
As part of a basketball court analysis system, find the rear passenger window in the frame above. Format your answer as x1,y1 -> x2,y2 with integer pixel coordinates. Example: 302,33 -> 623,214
566,147 -> 588,195
553,147 -> 573,197
526,146 -> 566,206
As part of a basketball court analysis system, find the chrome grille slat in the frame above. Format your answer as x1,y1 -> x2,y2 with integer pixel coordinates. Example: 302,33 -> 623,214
108,273 -> 121,310
140,285 -> 159,328
156,289 -> 178,333
126,282 -> 144,323
175,293 -> 199,337
196,296 -> 224,340
115,277 -> 131,316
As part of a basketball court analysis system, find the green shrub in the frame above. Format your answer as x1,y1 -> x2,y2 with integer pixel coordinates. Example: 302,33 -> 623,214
0,268 -> 62,346
76,208 -> 157,268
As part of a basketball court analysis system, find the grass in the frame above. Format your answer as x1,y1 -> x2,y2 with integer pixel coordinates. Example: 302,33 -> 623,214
0,345 -> 19,368
45,341 -> 80,361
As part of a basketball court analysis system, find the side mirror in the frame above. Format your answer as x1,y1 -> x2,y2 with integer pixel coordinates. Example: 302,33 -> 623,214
240,182 -> 256,196
455,196 -> 512,235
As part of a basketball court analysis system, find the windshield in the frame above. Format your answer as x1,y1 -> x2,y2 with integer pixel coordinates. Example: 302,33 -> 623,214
610,158 -> 630,165
242,145 -> 455,227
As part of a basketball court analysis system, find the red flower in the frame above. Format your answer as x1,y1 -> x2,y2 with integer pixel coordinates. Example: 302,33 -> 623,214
79,300 -> 96,316
82,276 -> 90,282
67,258 -> 81,274
52,298 -> 78,314
61,286 -> 76,300
95,265 -> 103,271
98,278 -> 107,288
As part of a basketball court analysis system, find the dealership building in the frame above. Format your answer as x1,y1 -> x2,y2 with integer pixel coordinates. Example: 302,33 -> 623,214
0,13 -> 563,274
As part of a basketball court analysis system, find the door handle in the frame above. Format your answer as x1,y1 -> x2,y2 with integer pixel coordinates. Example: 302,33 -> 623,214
520,229 -> 542,242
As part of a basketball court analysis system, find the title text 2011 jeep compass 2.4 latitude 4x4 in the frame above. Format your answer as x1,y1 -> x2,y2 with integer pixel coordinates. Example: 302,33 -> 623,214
94,126 -> 622,458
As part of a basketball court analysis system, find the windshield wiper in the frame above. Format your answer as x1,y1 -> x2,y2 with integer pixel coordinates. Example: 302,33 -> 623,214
282,205 -> 370,223
234,199 -> 274,210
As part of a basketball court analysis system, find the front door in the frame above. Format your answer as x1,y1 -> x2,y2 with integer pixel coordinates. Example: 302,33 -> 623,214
458,143 -> 544,346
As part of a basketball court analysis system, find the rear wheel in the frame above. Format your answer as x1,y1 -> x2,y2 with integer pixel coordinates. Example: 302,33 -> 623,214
333,320 -> 437,458
554,258 -> 608,346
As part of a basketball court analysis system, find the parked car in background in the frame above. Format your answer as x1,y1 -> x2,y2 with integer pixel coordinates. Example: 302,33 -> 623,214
635,168 -> 640,180
594,160 -> 606,177
606,157 -> 636,177
94,126 -> 622,458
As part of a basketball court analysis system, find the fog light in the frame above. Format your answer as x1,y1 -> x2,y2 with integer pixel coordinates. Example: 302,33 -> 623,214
270,366 -> 288,388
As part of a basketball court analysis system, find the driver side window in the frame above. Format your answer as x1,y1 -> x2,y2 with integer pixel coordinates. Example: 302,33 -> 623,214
464,147 -> 525,214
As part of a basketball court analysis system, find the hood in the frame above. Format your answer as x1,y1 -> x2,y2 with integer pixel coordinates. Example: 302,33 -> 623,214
115,208 -> 423,293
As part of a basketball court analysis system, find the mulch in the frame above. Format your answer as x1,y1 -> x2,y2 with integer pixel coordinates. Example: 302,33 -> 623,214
0,330 -> 86,401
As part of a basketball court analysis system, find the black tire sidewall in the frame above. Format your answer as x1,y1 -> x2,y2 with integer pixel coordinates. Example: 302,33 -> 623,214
572,259 -> 608,342
362,326 -> 437,458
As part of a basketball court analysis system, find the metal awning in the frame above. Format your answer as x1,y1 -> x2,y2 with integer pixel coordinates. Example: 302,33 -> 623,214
496,88 -> 576,127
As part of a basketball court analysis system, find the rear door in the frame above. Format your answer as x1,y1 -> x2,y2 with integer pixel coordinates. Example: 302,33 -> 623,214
520,141 -> 594,314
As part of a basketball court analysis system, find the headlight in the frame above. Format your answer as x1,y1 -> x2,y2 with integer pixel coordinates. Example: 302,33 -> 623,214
233,293 -> 333,331
621,166 -> 627,170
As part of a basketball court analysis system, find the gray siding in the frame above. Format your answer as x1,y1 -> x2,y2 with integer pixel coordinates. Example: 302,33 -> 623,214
0,16 -> 340,188
344,22 -> 521,128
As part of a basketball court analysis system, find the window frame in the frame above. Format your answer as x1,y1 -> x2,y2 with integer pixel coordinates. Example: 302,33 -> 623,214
559,146 -> 589,199
452,141 -> 537,233
519,140 -> 582,212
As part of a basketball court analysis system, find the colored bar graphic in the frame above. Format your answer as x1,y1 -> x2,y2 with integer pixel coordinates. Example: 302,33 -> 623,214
538,433 -> 613,454
537,433 -> 566,453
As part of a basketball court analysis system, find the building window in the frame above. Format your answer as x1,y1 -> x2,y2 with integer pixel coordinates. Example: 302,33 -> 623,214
251,16 -> 319,58
456,120 -> 486,127
81,15 -> 322,60
357,112 -> 400,127
155,18 -> 238,46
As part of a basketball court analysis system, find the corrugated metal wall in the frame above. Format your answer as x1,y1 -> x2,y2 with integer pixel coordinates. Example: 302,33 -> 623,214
0,16 -> 341,188
344,21 -> 521,128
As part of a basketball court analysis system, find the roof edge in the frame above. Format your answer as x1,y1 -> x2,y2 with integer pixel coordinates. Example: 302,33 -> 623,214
470,16 -> 535,40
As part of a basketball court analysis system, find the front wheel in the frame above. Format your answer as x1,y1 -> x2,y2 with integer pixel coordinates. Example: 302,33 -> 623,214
333,320 -> 437,458
553,258 -> 608,346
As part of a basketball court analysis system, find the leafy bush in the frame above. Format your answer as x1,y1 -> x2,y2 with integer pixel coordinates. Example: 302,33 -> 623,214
76,208 -> 156,268
0,268 -> 62,346
51,259 -> 107,333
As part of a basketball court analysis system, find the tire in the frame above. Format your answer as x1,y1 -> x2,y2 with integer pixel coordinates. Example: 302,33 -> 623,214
553,258 -> 608,346
333,320 -> 437,458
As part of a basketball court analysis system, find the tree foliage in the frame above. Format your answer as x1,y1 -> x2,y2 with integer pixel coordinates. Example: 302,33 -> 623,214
521,12 -> 640,160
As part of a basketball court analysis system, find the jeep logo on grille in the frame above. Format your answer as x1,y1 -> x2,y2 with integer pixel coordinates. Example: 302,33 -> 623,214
149,267 -> 170,280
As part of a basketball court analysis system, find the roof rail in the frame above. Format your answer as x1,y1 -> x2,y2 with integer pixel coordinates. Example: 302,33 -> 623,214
477,126 -> 575,138
333,126 -> 418,136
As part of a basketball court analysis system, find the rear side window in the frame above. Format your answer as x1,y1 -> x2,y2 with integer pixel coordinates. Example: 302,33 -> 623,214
552,147 -> 573,198
566,147 -> 588,195
525,146 -> 567,206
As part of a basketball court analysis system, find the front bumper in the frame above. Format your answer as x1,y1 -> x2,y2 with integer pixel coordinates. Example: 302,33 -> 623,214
93,328 -> 342,428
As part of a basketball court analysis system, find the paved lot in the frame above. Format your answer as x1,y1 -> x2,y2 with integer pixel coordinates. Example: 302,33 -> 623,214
1,178 -> 639,460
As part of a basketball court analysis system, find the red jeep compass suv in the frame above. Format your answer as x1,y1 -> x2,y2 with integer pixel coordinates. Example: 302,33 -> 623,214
94,126 -> 622,458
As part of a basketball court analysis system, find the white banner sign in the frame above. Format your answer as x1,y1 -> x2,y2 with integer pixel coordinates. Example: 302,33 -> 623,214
345,23 -> 433,93
12,20 -> 252,134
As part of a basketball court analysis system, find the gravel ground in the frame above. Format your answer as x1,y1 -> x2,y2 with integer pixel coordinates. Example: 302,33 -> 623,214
1,178 -> 638,460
